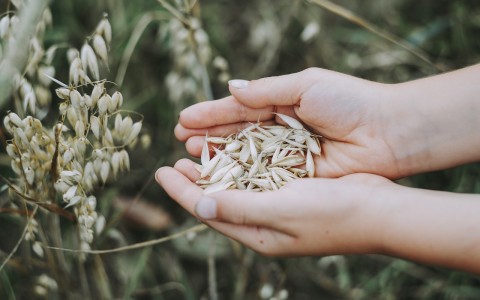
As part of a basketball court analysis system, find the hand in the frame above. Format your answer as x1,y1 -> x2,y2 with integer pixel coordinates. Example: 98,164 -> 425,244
156,161 -> 480,273
155,159 -> 390,256
175,68 -> 406,178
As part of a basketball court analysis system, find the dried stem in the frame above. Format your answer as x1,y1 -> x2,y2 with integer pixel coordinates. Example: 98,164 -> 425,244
233,249 -> 255,300
157,0 -> 190,26
208,231 -> 218,300
0,175 -> 76,221
0,205 -> 38,271
46,224 -> 208,254
307,0 -> 445,72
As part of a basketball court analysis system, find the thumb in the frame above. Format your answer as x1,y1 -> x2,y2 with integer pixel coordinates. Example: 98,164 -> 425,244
195,190 -> 279,227
228,69 -> 318,108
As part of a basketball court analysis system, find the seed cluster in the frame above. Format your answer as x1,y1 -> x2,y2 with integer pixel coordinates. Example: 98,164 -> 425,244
197,113 -> 321,194
163,16 -> 214,103
67,15 -> 111,86
3,16 -> 140,253
1,3 -> 54,117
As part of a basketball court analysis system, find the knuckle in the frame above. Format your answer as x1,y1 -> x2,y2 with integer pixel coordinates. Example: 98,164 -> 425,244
237,206 -> 248,225
173,158 -> 192,170
237,103 -> 248,122
174,124 -> 187,141
301,67 -> 321,78
253,76 -> 278,92
216,202 -> 247,225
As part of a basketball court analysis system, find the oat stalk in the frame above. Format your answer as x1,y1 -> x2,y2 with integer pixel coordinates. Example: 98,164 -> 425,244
0,205 -> 38,272
307,0 -> 444,71
46,224 -> 208,254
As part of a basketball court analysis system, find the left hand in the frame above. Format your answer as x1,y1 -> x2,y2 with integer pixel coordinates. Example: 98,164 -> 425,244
155,159 -> 392,256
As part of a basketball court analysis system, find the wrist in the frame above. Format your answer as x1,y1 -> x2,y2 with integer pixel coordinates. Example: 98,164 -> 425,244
369,184 -> 480,272
379,82 -> 440,176
338,176 -> 398,255
382,66 -> 480,176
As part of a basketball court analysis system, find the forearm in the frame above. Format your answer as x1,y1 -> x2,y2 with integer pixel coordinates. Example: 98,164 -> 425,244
374,185 -> 480,273
386,64 -> 480,175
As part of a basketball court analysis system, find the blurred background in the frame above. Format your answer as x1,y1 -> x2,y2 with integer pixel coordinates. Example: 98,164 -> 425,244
1,0 -> 480,299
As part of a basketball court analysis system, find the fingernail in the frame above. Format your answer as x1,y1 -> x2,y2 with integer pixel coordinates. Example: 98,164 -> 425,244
228,79 -> 249,89
154,168 -> 162,182
195,197 -> 217,219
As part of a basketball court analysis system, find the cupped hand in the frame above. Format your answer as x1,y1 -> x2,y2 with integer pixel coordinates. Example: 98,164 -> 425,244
155,159 -> 393,256
175,68 -> 406,179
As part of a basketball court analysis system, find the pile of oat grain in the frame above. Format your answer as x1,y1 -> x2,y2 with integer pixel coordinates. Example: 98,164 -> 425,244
196,113 -> 321,194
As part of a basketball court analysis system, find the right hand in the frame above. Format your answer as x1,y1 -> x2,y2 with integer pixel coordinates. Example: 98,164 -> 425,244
175,68 -> 405,178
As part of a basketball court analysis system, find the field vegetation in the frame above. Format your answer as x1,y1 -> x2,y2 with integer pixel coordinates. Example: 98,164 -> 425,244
0,0 -> 479,299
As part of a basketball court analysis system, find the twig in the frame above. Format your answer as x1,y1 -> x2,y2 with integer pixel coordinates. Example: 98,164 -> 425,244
307,0 -> 445,72
46,223 -> 208,254
157,0 -> 191,26
0,175 -> 76,221
0,205 -> 38,271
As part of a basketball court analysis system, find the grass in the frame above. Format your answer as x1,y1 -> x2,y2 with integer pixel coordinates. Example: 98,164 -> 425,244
1,0 -> 480,299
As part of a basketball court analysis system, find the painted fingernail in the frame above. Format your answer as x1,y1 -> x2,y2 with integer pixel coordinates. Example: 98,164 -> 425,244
195,197 -> 217,219
228,79 -> 249,89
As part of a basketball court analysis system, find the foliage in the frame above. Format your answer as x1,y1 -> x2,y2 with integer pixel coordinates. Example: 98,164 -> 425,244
0,0 -> 479,299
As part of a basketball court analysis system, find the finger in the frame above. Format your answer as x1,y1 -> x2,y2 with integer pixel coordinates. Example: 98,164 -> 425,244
228,69 -> 320,108
195,190 -> 285,229
173,158 -> 201,182
175,120 -> 276,142
155,167 -> 203,212
179,96 -> 274,129
185,136 -> 205,157
185,135 -> 244,158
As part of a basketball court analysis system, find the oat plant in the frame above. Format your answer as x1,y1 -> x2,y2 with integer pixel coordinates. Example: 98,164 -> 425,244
1,6 -> 142,297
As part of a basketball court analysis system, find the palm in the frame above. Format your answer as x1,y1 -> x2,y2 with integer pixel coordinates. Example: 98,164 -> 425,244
294,86 -> 399,178
175,68 -> 400,179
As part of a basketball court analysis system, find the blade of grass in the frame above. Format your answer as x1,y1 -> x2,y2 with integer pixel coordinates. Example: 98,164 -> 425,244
92,255 -> 113,299
0,269 -> 16,300
123,246 -> 152,299
115,12 -> 169,87
307,0 -> 445,72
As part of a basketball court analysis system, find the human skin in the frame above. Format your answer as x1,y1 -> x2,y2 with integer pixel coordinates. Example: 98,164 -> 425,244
174,64 -> 480,179
156,161 -> 480,274
156,64 -> 480,273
